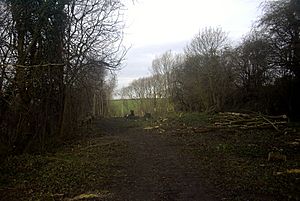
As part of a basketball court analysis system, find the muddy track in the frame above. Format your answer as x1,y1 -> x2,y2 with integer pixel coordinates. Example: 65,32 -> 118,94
96,118 -> 216,201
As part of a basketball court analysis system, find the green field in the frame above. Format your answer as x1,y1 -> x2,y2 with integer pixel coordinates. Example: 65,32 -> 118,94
109,98 -> 173,117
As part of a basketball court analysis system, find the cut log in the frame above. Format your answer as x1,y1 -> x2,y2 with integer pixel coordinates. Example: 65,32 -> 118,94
265,115 -> 288,120
261,115 -> 280,132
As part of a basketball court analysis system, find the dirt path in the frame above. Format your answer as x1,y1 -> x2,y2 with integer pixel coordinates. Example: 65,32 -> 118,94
96,118 -> 216,201
1,117 -> 298,200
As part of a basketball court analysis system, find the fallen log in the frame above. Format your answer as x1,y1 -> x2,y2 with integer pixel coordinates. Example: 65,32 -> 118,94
212,112 -> 288,131
220,112 -> 251,118
265,115 -> 288,120
260,115 -> 280,132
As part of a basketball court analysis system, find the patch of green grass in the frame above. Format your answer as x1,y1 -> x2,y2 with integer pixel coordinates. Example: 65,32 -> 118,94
110,98 -> 173,117
110,99 -> 140,117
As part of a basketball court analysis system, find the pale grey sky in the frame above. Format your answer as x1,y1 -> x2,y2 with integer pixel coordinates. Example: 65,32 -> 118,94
117,0 -> 264,89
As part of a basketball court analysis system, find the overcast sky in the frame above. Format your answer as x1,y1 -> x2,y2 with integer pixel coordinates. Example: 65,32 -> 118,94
117,0 -> 264,89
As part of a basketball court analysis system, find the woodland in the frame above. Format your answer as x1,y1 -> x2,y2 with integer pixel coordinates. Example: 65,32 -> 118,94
0,0 -> 298,159
0,0 -> 124,156
118,0 -> 300,121
0,1 -> 299,200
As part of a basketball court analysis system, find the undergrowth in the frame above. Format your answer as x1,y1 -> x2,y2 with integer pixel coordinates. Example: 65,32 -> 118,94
0,133 -> 128,200
160,112 -> 300,201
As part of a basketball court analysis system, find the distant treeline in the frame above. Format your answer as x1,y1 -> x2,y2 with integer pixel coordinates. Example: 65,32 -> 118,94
118,0 -> 300,119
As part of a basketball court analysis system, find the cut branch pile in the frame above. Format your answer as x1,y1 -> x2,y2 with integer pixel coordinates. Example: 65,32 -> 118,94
213,112 -> 288,132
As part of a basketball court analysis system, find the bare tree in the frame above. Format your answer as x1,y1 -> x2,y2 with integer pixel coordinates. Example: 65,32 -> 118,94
259,0 -> 300,78
233,32 -> 273,92
0,0 -> 126,154
185,27 -> 228,57
182,27 -> 232,112
259,0 -> 300,118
